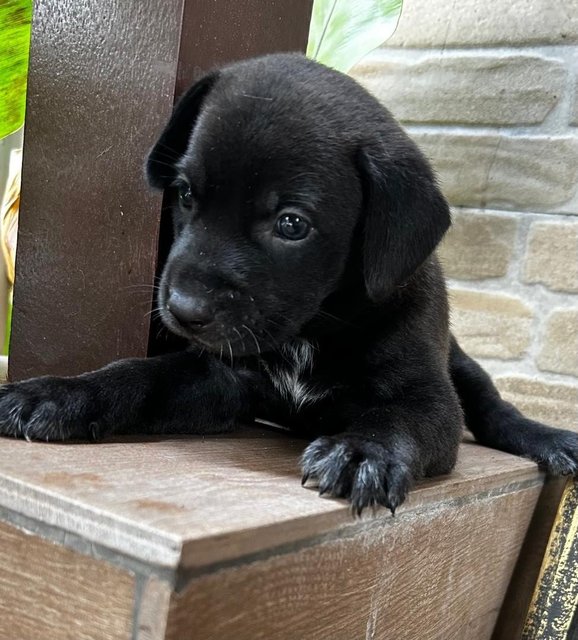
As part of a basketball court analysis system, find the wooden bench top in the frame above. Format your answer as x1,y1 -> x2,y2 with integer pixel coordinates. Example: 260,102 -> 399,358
0,428 -> 543,574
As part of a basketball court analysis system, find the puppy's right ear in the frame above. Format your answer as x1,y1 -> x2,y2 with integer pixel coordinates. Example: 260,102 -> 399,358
146,72 -> 219,189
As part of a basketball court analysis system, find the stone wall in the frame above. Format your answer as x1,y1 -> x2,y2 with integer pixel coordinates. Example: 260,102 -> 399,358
351,0 -> 578,428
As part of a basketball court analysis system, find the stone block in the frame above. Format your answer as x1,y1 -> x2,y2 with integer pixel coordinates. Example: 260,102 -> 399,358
537,309 -> 578,376
494,376 -> 578,430
413,133 -> 578,212
385,0 -> 578,47
523,221 -> 578,293
353,54 -> 565,125
450,289 -> 533,359
439,210 -> 517,280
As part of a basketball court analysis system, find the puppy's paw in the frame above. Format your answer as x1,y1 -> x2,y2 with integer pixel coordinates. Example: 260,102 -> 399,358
531,429 -> 578,476
0,376 -> 103,441
301,434 -> 415,515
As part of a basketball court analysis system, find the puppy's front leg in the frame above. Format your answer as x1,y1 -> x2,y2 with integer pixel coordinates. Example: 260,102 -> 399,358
0,352 -> 253,441
301,385 -> 463,515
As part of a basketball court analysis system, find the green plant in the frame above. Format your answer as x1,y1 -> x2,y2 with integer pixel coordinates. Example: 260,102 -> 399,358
0,1 -> 31,140
307,0 -> 402,73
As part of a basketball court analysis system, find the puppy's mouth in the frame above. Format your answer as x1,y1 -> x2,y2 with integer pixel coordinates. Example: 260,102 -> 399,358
158,299 -> 277,357
168,317 -> 271,357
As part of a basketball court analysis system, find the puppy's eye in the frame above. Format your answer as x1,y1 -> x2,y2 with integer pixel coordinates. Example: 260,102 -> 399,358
178,183 -> 194,209
275,213 -> 311,241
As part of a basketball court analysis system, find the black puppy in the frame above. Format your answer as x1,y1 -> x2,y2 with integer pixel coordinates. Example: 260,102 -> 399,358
1,54 -> 576,514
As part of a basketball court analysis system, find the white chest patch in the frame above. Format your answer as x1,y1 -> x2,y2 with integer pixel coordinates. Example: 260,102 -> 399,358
263,339 -> 329,411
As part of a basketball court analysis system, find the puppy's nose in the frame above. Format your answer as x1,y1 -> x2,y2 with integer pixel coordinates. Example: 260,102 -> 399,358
166,289 -> 214,329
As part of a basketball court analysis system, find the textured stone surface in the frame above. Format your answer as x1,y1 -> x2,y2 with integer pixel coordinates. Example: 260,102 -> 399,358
450,289 -> 533,359
413,133 -> 578,212
572,77 -> 578,125
523,221 -> 578,292
386,0 -> 578,47
353,54 -> 565,125
439,210 -> 517,280
537,309 -> 578,376
494,376 -> 578,430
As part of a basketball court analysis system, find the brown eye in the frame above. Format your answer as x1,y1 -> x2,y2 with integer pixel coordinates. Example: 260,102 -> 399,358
178,183 -> 193,209
275,213 -> 311,240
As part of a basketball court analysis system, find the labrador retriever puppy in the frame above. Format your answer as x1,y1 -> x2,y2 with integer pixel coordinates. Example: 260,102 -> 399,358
0,54 -> 576,514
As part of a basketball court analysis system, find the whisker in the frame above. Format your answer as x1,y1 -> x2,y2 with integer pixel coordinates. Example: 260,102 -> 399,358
144,306 -> 164,319
122,284 -> 162,293
265,317 -> 284,328
227,340 -> 234,367
155,324 -> 168,341
148,157 -> 180,170
130,298 -> 157,309
262,327 -> 277,346
316,309 -> 353,327
233,327 -> 246,351
152,140 -> 181,156
242,324 -> 261,355
149,150 -> 180,165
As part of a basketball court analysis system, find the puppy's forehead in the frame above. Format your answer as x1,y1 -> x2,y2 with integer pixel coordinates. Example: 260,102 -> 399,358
180,93 -> 333,197
193,94 -> 323,158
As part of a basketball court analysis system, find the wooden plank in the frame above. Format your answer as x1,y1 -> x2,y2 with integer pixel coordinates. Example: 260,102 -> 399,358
136,577 -> 173,640
492,476 -> 567,640
164,484 -> 543,640
9,0 -> 184,379
0,520 -> 135,640
0,432 -> 553,638
175,0 -> 314,93
0,431 -> 545,571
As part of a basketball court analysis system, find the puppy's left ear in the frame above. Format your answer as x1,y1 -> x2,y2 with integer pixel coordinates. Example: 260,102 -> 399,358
357,138 -> 451,302
146,71 -> 219,189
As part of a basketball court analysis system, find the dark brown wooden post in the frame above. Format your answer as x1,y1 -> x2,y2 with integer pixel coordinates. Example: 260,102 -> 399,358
9,0 -> 313,380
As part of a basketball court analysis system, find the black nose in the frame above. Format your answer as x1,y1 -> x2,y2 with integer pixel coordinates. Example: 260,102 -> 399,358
166,289 -> 214,329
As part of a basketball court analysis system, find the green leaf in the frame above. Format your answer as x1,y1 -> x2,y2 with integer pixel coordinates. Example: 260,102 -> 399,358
307,0 -> 402,74
3,299 -> 11,356
0,1 -> 32,140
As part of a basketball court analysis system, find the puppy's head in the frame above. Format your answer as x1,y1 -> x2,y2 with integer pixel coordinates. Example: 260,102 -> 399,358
147,54 -> 450,355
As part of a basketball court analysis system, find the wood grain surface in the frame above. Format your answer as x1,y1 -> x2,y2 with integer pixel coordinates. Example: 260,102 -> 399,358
165,483 -> 543,640
176,0 -> 314,93
0,430 -> 544,571
0,430 -> 552,639
0,520 -> 135,640
10,0 -> 185,379
492,475 -> 567,640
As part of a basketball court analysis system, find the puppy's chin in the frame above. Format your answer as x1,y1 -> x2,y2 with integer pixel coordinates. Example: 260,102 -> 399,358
159,313 -> 200,345
158,311 -> 224,351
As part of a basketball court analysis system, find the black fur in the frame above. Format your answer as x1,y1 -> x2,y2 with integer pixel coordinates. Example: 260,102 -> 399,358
1,54 -> 576,514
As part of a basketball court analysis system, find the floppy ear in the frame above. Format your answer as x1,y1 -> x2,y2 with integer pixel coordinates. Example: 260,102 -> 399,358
146,71 -> 219,189
357,138 -> 451,302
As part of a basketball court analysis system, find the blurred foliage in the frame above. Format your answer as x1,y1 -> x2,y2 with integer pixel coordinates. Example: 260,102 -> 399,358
307,0 -> 402,73
1,1 -> 31,355
0,1 -> 32,140
1,145 -> 20,354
